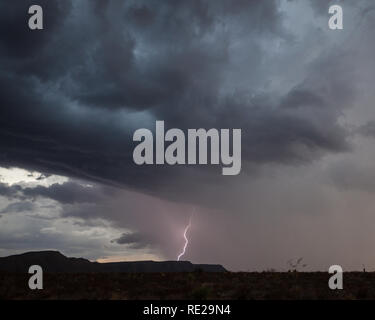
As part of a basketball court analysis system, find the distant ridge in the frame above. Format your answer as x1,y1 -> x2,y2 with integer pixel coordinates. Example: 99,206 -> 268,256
0,251 -> 227,273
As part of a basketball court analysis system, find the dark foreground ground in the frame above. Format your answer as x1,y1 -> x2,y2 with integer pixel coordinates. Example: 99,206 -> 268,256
1,271 -> 374,300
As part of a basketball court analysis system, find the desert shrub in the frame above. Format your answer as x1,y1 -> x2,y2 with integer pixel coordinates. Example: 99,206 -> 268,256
190,285 -> 211,300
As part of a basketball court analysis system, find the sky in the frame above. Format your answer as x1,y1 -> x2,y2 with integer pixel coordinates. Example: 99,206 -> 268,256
1,0 -> 375,271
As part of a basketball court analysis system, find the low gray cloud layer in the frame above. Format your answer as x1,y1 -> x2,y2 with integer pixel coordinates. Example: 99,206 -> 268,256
112,232 -> 155,249
0,201 -> 34,214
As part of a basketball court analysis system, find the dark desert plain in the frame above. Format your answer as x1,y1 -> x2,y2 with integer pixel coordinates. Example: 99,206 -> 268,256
0,251 -> 374,300
2,271 -> 375,300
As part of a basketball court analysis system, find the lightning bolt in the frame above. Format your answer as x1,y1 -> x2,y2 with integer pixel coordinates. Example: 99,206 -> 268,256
177,211 -> 193,261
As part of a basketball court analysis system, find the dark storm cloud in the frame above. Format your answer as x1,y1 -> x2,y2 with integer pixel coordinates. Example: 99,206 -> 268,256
0,181 -> 116,205
111,232 -> 154,249
0,0 -> 71,59
22,182 -> 115,204
306,0 -> 362,15
0,0 -> 356,203
0,183 -> 22,199
0,201 -> 35,214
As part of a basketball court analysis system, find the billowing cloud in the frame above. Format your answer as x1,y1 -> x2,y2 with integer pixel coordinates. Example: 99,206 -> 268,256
0,0 -> 360,202
112,232 -> 155,249
0,201 -> 35,214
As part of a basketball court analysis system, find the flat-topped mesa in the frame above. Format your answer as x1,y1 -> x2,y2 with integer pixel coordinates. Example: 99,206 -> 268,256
0,251 -> 227,273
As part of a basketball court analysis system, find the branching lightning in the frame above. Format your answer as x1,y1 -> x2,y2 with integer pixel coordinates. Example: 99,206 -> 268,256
177,211 -> 194,261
